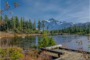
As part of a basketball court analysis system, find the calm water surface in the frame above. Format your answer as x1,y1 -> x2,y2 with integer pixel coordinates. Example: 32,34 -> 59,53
53,35 -> 90,52
0,35 -> 90,52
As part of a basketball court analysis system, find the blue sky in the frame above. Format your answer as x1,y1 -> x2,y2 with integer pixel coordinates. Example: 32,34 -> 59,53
0,0 -> 90,23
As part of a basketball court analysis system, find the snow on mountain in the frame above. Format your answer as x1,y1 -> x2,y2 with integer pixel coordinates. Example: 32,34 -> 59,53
42,18 -> 90,31
44,18 -> 73,30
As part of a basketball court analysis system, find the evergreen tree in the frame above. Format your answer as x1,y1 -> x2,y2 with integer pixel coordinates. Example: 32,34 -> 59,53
13,17 -> 16,30
33,20 -> 36,30
38,20 -> 41,30
42,20 -> 45,32
19,17 -> 23,31
28,19 -> 32,29
0,16 -> 3,21
10,17 -> 14,29
4,15 -> 9,30
15,16 -> 19,28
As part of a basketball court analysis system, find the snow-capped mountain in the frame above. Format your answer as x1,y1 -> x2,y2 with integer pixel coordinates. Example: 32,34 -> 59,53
43,18 -> 73,30
42,18 -> 90,31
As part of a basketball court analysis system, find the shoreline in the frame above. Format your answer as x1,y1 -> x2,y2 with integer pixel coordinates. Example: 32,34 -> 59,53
0,32 -> 41,39
0,32 -> 90,39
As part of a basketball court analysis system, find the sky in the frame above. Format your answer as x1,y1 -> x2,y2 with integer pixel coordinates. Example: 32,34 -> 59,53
0,0 -> 90,23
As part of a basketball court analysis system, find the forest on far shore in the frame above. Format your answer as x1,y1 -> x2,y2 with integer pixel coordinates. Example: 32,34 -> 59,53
0,15 -> 90,35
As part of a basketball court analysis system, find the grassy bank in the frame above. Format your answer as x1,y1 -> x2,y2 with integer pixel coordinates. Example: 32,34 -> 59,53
0,46 -> 90,60
0,31 -> 89,39
0,47 -> 52,60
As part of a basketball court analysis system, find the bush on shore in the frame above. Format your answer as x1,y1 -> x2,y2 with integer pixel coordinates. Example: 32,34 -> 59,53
0,47 -> 24,60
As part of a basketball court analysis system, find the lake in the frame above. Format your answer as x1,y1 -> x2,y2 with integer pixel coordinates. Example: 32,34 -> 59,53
53,35 -> 90,52
0,35 -> 90,52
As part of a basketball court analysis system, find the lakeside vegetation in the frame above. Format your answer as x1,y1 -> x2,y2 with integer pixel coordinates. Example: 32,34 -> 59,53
0,0 -> 90,60
0,35 -> 56,60
0,47 -> 53,60
0,15 -> 46,34
0,15 -> 90,60
38,35 -> 56,48
50,24 -> 90,35
0,47 -> 24,60
0,15 -> 57,60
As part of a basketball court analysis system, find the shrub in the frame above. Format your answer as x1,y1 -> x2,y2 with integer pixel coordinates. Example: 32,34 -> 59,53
38,36 -> 56,48
0,47 -> 24,60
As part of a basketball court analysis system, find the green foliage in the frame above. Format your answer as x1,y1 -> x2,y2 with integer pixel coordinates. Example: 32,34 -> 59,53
42,21 -> 45,32
28,19 -> 33,29
38,36 -> 56,48
42,30 -> 50,35
0,48 -> 7,58
0,15 -> 3,21
1,15 -> 89,35
38,20 -> 41,30
0,15 -> 50,34
19,17 -> 24,31
0,15 -> 40,34
33,20 -> 36,30
0,47 -> 24,60
50,24 -> 90,35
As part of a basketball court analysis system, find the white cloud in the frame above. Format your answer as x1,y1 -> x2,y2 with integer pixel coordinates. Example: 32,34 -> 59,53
4,0 -> 90,23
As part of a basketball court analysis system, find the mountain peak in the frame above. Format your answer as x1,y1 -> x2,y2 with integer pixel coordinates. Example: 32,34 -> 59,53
43,19 -> 73,30
49,18 -> 58,22
49,18 -> 55,20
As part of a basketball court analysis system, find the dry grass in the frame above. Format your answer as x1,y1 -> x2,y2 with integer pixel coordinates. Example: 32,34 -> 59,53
57,49 -> 90,60
0,32 -> 41,39
23,49 -> 52,60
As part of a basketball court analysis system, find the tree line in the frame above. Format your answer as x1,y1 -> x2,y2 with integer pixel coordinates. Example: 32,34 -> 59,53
0,15 -> 45,34
0,15 -> 89,35
50,24 -> 90,35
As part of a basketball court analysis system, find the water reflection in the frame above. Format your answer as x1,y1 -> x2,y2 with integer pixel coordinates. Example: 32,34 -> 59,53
0,35 -> 90,52
0,36 -> 37,49
53,35 -> 90,52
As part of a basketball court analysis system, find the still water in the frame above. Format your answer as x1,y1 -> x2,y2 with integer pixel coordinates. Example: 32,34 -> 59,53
0,35 -> 90,52
53,35 -> 90,52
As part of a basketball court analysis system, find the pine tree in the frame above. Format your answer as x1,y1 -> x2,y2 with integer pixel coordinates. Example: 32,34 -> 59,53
38,20 -> 41,30
29,19 -> 32,29
10,17 -> 14,29
15,16 -> 19,28
0,16 -> 3,21
42,20 -> 45,32
4,15 -> 9,30
19,17 -> 23,31
33,20 -> 36,30
13,17 -> 16,30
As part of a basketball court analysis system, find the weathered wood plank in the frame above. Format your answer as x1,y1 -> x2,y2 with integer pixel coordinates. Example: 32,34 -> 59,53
41,48 -> 64,57
59,47 -> 90,54
45,44 -> 62,49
